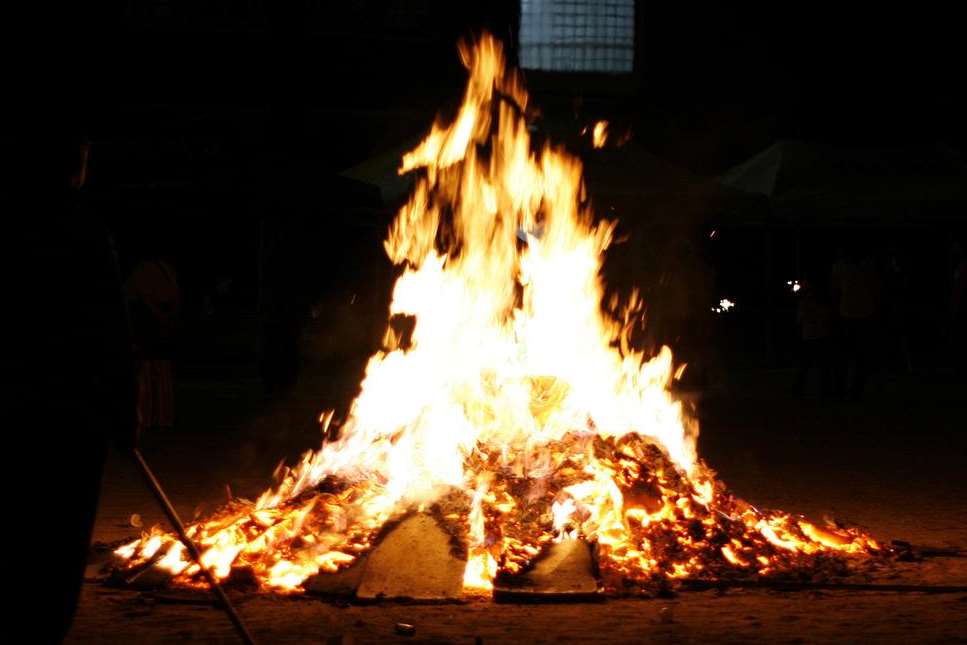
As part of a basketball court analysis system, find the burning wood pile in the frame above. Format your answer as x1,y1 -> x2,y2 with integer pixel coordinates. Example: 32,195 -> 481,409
111,34 -> 882,599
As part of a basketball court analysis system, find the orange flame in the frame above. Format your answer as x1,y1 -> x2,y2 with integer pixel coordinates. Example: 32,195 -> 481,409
114,34 -> 879,594
592,121 -> 608,148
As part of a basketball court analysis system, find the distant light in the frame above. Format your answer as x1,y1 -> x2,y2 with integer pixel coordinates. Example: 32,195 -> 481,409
787,280 -> 801,293
712,298 -> 736,314
709,229 -> 717,239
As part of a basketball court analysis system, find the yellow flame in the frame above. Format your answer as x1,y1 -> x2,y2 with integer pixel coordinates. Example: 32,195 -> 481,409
592,121 -> 608,148
113,33 -> 878,594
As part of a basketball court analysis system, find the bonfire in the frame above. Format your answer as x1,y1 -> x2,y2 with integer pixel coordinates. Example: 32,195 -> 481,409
113,34 -> 880,597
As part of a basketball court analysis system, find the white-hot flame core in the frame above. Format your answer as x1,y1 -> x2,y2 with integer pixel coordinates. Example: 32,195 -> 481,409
113,34 -> 878,595
254,35 -> 697,521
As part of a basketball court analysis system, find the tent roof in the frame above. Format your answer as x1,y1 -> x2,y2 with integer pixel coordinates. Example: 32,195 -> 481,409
342,133 -> 738,227
340,137 -> 421,205
718,140 -> 967,223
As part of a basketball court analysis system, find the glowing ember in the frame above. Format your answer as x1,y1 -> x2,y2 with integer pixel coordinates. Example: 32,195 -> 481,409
114,34 -> 880,595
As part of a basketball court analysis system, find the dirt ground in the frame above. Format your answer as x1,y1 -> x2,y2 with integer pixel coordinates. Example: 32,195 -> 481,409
67,361 -> 967,643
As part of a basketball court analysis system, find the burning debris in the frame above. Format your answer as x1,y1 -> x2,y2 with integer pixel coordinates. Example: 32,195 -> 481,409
493,537 -> 598,601
112,34 -> 882,599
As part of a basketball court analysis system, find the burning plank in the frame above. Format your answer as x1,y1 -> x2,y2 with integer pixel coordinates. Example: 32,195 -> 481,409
304,557 -> 367,597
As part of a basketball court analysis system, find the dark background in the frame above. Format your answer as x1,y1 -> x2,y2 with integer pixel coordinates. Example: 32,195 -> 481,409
26,8 -> 966,642
24,1 -> 966,379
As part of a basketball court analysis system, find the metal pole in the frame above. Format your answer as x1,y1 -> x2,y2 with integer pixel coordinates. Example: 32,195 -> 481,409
132,449 -> 257,645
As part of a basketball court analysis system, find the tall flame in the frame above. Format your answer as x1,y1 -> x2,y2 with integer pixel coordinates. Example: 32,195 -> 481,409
114,34 -> 878,594
260,31 -> 696,586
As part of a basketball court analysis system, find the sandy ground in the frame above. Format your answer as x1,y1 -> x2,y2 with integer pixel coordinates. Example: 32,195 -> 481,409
67,361 -> 967,643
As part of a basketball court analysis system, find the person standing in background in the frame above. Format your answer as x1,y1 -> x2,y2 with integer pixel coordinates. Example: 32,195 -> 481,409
126,253 -> 180,432
831,242 -> 880,399
885,248 -> 914,373
794,275 -> 834,395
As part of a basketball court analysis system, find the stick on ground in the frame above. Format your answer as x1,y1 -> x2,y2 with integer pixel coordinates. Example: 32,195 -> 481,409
132,449 -> 259,645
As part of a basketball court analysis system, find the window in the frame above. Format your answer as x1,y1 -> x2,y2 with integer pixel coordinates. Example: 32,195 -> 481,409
519,0 -> 635,73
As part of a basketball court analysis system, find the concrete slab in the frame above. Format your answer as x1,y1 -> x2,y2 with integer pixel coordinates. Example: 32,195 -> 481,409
355,513 -> 466,601
494,539 -> 600,602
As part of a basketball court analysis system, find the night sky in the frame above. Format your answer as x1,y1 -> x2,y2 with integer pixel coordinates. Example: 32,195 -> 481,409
14,7 -> 967,642
20,1 -> 966,358
38,2 -> 965,164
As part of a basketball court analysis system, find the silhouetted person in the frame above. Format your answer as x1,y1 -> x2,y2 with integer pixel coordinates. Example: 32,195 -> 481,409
259,223 -> 312,394
831,244 -> 879,399
126,253 -> 180,431
794,277 -> 834,395
18,134 -> 138,642
885,248 -> 913,373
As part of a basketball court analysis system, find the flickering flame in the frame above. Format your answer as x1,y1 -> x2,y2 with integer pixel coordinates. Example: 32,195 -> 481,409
592,121 -> 608,148
114,34 -> 879,595
463,477 -> 498,592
